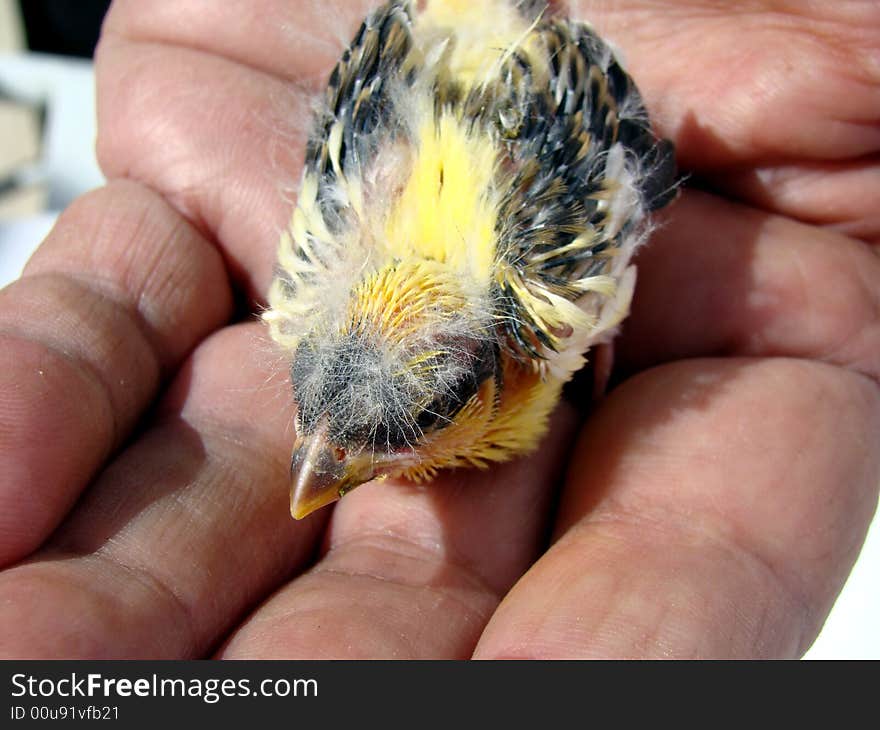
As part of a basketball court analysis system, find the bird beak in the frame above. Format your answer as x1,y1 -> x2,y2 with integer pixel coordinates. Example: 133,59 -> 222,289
289,420 -> 374,520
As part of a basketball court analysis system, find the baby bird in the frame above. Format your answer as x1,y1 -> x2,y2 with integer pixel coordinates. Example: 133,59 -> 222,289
263,0 -> 677,518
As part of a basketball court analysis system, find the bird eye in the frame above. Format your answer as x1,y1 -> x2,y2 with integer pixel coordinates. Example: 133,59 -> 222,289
414,339 -> 498,434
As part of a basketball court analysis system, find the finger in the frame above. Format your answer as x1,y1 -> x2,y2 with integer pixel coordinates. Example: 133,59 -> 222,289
474,358 -> 880,658
571,0 -> 880,168
0,182 -> 231,567
95,34 -> 313,300
103,0 -> 375,86
219,406 -> 581,659
0,324 -> 325,659
616,190 -> 880,381
702,157 -> 880,243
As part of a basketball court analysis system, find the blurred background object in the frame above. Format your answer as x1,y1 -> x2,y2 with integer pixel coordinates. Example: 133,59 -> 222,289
19,0 -> 111,58
0,0 -> 25,51
0,0 -> 106,279
0,0 -> 876,660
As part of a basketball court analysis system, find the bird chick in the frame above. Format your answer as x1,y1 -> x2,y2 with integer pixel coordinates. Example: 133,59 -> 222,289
263,0 -> 677,518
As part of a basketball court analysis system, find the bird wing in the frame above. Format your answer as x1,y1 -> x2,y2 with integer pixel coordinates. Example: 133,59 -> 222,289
265,2 -> 418,349
481,19 -> 676,368
305,2 -> 417,225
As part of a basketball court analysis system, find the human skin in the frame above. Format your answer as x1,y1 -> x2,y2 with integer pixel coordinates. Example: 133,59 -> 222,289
0,0 -> 878,658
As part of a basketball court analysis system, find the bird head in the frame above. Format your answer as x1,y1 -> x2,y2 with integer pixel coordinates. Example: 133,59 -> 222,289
287,258 -> 494,518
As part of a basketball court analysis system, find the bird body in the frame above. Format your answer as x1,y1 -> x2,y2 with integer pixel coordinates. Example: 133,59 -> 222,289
263,0 -> 676,518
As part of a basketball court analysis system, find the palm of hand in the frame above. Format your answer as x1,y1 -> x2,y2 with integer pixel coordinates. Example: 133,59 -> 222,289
0,0 -> 877,658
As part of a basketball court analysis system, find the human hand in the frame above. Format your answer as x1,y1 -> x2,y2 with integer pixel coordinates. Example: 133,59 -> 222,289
0,0 -> 877,658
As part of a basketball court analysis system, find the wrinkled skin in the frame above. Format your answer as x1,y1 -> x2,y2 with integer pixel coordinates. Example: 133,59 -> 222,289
0,0 -> 878,658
